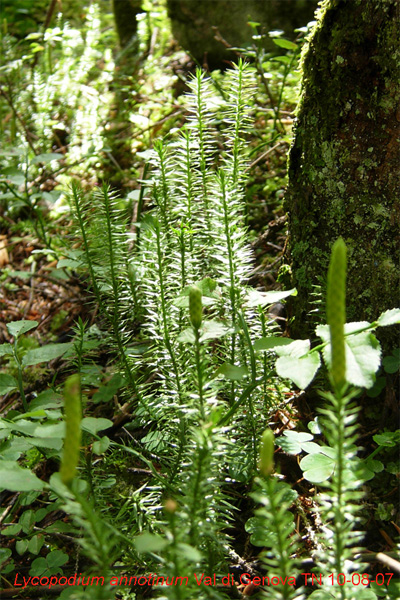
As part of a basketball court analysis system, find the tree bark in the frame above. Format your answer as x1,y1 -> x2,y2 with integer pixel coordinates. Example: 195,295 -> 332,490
285,0 -> 400,350
167,0 -> 317,69
112,0 -> 142,49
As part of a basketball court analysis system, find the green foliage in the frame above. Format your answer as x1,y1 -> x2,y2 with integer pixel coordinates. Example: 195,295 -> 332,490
247,239 -> 399,600
29,549 -> 69,577
249,467 -> 300,600
255,308 -> 400,390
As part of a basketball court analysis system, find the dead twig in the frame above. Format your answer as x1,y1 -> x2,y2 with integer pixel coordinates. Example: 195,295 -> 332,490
245,141 -> 285,172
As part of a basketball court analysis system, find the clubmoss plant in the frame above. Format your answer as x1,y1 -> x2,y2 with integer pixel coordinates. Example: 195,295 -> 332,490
312,239 -> 366,599
60,374 -> 82,487
251,428 -> 302,600
64,61 -> 296,594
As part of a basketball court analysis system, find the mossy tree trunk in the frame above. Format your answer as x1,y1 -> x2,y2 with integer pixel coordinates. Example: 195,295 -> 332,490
167,0 -> 317,70
285,0 -> 400,349
112,0 -> 142,49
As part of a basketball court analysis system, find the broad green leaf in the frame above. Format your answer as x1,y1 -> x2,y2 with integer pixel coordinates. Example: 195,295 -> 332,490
216,363 -> 248,380
20,491 -> 41,505
47,549 -> 68,568
28,535 -> 44,555
44,520 -> 72,533
34,508 -> 48,522
0,373 -> 18,395
1,438 -> 32,460
0,548 -> 12,566
301,441 -> 325,454
376,308 -> 400,327
125,344 -> 150,356
200,320 -> 233,342
1,561 -> 14,575
29,390 -> 63,411
81,417 -> 112,435
340,332 -> 381,387
244,516 -> 269,546
26,437 -> 63,450
134,532 -> 168,553
16,410 -> 47,419
373,431 -> 399,447
23,342 -> 73,366
7,320 -> 38,338
31,153 -> 62,165
16,539 -> 29,556
276,351 -> 321,389
317,322 -> 371,340
177,327 -> 195,344
57,258 -> 81,269
271,55 -> 292,65
363,458 -> 384,476
274,338 -> 310,357
272,38 -> 298,50
276,430 -> 313,455
29,550 -> 68,577
20,509 -> 35,533
0,462 -> 44,491
382,349 -> 400,373
316,446 -> 337,459
33,422 -> 65,438
6,419 -> 37,436
2,523 -> 22,536
317,323 -> 381,388
254,337 -> 294,352
0,343 -> 13,356
300,453 -> 335,483
29,556 -> 47,577
246,288 -> 296,308
92,436 -> 110,454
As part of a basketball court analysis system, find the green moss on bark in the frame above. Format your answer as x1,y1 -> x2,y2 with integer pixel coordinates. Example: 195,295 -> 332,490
285,0 -> 400,350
